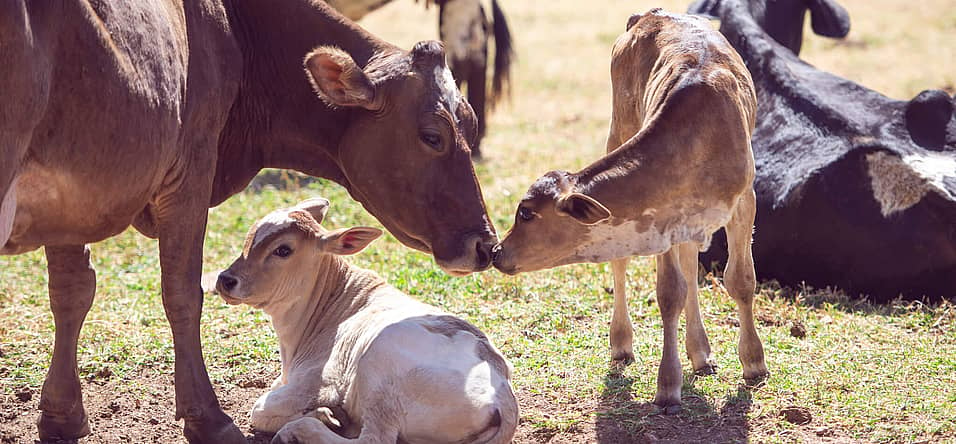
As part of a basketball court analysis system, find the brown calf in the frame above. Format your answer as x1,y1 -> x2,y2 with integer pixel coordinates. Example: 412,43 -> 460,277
493,9 -> 768,412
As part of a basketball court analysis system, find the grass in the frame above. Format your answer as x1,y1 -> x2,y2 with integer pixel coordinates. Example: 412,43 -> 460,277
2,0 -> 956,442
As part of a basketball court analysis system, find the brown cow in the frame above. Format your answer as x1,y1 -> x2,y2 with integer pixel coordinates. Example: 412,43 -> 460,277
0,0 -> 496,442
492,9 -> 768,412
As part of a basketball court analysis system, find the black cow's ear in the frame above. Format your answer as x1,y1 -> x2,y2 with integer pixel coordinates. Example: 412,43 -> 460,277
687,0 -> 720,19
304,46 -> 378,110
556,193 -> 611,225
905,89 -> 953,149
808,0 -> 851,38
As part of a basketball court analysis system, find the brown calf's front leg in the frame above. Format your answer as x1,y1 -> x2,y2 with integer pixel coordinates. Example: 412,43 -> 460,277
609,257 -> 634,363
156,199 -> 244,443
677,243 -> 715,375
37,245 -> 95,441
653,247 -> 687,414
724,190 -> 768,381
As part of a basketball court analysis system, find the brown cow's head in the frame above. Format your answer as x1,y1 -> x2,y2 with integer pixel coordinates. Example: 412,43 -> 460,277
492,171 -> 612,274
216,198 -> 382,309
303,41 -> 496,276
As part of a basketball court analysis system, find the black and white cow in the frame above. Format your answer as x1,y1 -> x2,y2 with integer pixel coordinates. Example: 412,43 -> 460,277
689,0 -> 956,301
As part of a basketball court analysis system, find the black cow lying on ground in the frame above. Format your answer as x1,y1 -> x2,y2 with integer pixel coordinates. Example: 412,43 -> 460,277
688,0 -> 956,301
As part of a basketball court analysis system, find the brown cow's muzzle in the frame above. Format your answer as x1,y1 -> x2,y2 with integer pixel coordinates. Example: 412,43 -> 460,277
432,231 -> 498,276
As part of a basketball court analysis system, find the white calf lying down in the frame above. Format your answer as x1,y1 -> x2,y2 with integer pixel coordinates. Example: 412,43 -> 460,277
215,198 -> 517,443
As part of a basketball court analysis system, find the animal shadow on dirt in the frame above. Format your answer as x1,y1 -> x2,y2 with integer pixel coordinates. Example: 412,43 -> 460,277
595,364 -> 754,443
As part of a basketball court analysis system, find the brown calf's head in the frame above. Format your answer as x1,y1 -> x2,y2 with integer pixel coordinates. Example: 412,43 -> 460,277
304,41 -> 496,276
492,171 -> 612,274
216,198 -> 381,309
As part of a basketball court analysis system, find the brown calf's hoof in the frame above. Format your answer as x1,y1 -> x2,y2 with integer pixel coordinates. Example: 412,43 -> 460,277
183,411 -> 246,444
37,410 -> 91,442
658,404 -> 682,415
610,351 -> 635,365
744,370 -> 770,387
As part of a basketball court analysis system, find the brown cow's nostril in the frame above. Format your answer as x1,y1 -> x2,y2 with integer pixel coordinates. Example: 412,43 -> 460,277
474,240 -> 493,270
218,273 -> 238,292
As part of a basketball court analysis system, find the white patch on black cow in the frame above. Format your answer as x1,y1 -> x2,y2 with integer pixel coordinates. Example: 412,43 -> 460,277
866,151 -> 956,217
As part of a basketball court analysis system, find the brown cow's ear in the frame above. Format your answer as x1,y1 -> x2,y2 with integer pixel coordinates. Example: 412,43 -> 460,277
304,46 -> 377,109
556,193 -> 611,225
321,227 -> 383,255
295,198 -> 331,224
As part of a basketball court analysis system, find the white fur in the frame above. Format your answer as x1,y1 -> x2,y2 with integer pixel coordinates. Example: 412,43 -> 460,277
0,177 -> 17,249
248,211 -> 296,255
435,65 -> 461,122
572,207 -> 730,263
866,151 -> 956,217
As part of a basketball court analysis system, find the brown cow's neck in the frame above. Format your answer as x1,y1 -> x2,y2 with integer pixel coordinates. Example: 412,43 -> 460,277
212,0 -> 392,205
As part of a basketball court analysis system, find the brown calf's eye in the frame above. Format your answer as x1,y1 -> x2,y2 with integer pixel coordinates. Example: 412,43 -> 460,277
518,207 -> 534,222
273,245 -> 293,258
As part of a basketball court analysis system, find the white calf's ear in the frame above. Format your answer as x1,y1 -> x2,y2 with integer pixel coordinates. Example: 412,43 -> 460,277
556,193 -> 611,225
296,198 -> 331,224
321,226 -> 383,255
304,46 -> 377,109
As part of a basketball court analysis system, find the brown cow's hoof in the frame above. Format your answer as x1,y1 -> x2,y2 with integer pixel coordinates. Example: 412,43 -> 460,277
37,410 -> 90,442
183,410 -> 246,444
661,404 -> 682,415
694,363 -> 717,376
610,351 -> 635,365
744,369 -> 770,386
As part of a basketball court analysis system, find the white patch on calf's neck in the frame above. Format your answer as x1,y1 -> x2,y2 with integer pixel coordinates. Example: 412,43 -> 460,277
866,151 -> 956,217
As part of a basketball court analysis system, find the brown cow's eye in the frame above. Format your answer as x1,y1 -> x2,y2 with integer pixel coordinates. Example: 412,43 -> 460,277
420,132 -> 442,150
518,207 -> 534,222
273,245 -> 293,258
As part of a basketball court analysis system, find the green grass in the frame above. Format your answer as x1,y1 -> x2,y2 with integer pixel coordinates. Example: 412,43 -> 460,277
3,0 -> 956,442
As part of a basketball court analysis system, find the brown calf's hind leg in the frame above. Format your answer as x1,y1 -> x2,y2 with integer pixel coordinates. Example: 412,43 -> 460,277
609,257 -> 634,363
37,245 -> 95,441
653,248 -> 688,414
724,190 -> 768,381
678,243 -> 716,375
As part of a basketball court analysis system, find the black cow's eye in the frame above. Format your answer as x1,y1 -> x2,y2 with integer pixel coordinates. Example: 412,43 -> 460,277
273,245 -> 293,258
518,207 -> 534,222
420,132 -> 442,150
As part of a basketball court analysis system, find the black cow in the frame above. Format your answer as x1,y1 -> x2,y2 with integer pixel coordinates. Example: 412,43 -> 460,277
689,0 -> 956,300
689,0 -> 850,54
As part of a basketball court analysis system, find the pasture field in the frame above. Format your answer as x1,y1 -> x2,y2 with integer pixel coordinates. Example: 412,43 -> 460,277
2,0 -> 955,442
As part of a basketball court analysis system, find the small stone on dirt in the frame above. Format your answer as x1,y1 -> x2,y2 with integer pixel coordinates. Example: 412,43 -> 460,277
780,406 -> 812,425
238,378 -> 268,389
14,389 -> 32,402
790,321 -> 807,338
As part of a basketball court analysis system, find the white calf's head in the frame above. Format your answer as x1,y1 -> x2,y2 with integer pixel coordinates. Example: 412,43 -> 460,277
216,198 -> 382,309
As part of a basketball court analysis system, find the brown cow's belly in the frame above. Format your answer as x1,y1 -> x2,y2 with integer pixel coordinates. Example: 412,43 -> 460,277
1,159 -> 162,255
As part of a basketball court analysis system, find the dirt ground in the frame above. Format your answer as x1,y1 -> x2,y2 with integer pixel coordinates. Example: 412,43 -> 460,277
0,366 -> 852,444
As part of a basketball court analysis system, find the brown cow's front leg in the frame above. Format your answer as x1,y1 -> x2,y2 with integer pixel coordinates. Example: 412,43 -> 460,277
156,199 -> 244,443
609,257 -> 634,363
37,245 -> 94,441
678,243 -> 715,375
653,247 -> 687,414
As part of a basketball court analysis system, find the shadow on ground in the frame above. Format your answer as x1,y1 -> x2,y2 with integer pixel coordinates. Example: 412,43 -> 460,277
595,365 -> 754,443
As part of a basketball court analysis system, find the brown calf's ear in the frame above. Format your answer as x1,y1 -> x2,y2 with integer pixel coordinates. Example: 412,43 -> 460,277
295,198 -> 331,224
304,46 -> 377,109
556,193 -> 611,225
321,226 -> 383,255
626,13 -> 642,30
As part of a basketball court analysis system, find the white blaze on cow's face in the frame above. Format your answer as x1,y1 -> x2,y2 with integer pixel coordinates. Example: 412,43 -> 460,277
215,198 -> 381,310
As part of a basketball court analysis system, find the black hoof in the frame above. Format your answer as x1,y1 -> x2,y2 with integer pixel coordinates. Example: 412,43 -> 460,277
183,410 -> 245,444
694,364 -> 717,376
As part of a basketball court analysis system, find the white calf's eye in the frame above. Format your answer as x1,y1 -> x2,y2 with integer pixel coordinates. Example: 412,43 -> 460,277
273,245 -> 293,258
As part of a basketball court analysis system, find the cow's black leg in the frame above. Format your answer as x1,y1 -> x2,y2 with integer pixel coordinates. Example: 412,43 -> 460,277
653,247 -> 687,413
156,191 -> 244,443
724,190 -> 768,381
37,245 -> 94,441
